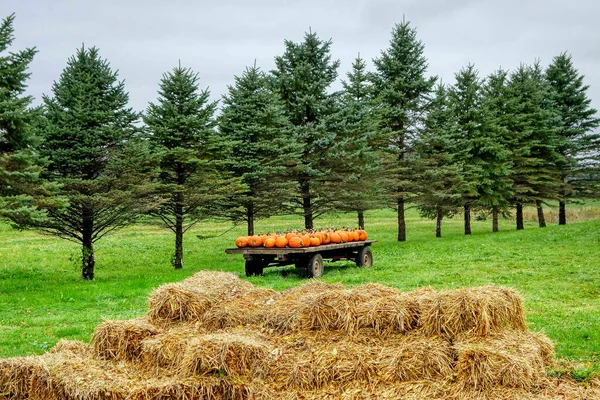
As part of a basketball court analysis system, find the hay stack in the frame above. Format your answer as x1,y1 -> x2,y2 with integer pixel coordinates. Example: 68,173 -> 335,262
140,324 -> 206,372
419,286 -> 527,339
147,271 -> 255,325
49,339 -> 91,355
454,330 -> 555,391
177,331 -> 272,379
0,356 -> 43,399
92,317 -> 160,361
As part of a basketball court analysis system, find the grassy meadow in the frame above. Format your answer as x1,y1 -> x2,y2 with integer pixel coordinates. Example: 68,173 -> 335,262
0,203 -> 599,364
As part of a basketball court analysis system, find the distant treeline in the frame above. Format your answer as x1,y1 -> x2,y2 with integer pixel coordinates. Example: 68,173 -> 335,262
1,13 -> 598,279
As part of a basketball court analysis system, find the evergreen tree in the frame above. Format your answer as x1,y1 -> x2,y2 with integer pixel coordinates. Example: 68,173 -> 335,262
413,84 -> 462,237
144,64 -> 228,269
505,63 -> 562,230
0,13 -> 53,224
545,52 -> 600,224
271,29 -> 340,229
370,20 -> 436,241
36,46 -> 149,280
480,68 -> 515,231
331,55 -> 383,229
448,64 -> 512,235
218,63 -> 301,235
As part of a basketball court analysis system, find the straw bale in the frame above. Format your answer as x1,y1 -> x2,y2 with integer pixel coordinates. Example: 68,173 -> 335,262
419,286 -> 527,339
0,356 -> 43,399
92,318 -> 160,361
49,339 -> 91,356
201,287 -> 280,330
147,283 -> 214,325
454,330 -> 554,391
28,351 -> 132,400
378,333 -> 455,382
140,324 -> 206,372
355,293 -> 421,336
177,331 -> 272,379
126,376 -> 230,400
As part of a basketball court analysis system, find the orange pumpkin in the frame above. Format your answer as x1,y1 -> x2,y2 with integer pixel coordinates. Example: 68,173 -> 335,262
349,230 -> 359,242
288,236 -> 303,248
322,231 -> 331,245
329,232 -> 341,243
309,236 -> 321,246
301,233 -> 311,248
235,236 -> 249,248
248,235 -> 263,247
264,237 -> 276,248
286,232 -> 297,240
357,230 -> 367,241
275,236 -> 288,248
338,231 -> 349,243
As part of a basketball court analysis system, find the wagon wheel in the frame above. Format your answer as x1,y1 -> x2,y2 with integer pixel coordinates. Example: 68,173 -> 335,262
308,253 -> 324,278
245,260 -> 256,277
356,246 -> 373,267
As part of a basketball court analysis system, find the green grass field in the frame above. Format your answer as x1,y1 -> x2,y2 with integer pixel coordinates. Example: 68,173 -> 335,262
1,204 -> 599,363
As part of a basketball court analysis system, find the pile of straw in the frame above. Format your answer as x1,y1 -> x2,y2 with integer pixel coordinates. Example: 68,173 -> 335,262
2,270 -> 599,400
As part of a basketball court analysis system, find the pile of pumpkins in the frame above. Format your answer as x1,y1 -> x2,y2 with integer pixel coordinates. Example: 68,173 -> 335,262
235,228 -> 368,249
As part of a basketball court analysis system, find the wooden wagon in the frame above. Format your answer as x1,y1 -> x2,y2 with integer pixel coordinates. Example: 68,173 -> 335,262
225,240 -> 375,278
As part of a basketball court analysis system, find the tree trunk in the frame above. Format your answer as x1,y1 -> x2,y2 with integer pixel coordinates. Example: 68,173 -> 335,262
516,203 -> 524,230
464,203 -> 471,235
492,206 -> 499,233
301,180 -> 313,230
536,200 -> 546,228
436,206 -> 443,238
397,197 -> 406,242
81,208 -> 94,280
173,202 -> 184,269
357,210 -> 365,230
247,204 -> 255,236
559,201 -> 566,225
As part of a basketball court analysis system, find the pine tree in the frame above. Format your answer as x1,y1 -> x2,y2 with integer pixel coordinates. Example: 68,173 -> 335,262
545,52 -> 600,224
505,63 -> 562,230
331,55 -> 383,229
271,30 -> 340,229
144,64 -> 228,269
370,20 -> 436,241
35,46 -> 149,280
218,63 -> 301,235
480,68 -> 515,231
0,13 -> 51,224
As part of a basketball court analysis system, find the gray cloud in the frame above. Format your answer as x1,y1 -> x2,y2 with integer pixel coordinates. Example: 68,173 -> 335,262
3,0 -> 599,115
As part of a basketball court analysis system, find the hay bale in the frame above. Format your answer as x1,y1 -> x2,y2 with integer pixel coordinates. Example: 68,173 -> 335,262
147,271 -> 256,325
419,286 -> 527,339
0,356 -> 43,399
454,330 -> 554,391
92,318 -> 160,361
177,331 -> 272,379
355,293 -> 421,336
201,287 -> 280,330
28,351 -> 132,400
126,376 -> 229,400
140,324 -> 206,373
378,334 -> 455,382
49,339 -> 91,356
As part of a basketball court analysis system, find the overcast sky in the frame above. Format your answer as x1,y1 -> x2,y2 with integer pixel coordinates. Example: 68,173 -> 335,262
3,0 -> 600,115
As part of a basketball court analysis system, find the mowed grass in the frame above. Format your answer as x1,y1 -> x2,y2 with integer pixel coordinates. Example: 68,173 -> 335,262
0,203 -> 599,362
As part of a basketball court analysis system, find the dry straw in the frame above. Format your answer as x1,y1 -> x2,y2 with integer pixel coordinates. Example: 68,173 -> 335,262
419,286 -> 527,339
92,317 -> 160,361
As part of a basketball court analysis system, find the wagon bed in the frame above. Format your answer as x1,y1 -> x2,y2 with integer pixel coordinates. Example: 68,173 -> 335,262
225,240 -> 376,277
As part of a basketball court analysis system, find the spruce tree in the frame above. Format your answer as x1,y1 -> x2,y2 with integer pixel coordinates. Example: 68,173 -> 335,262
413,84 -> 462,237
505,63 -> 562,230
545,52 -> 600,224
0,13 -> 52,224
370,20 -> 436,241
331,55 -> 383,229
447,65 -> 513,235
481,69 -> 515,231
271,30 -> 340,229
144,64 -> 227,269
38,46 -> 148,280
218,64 -> 301,235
